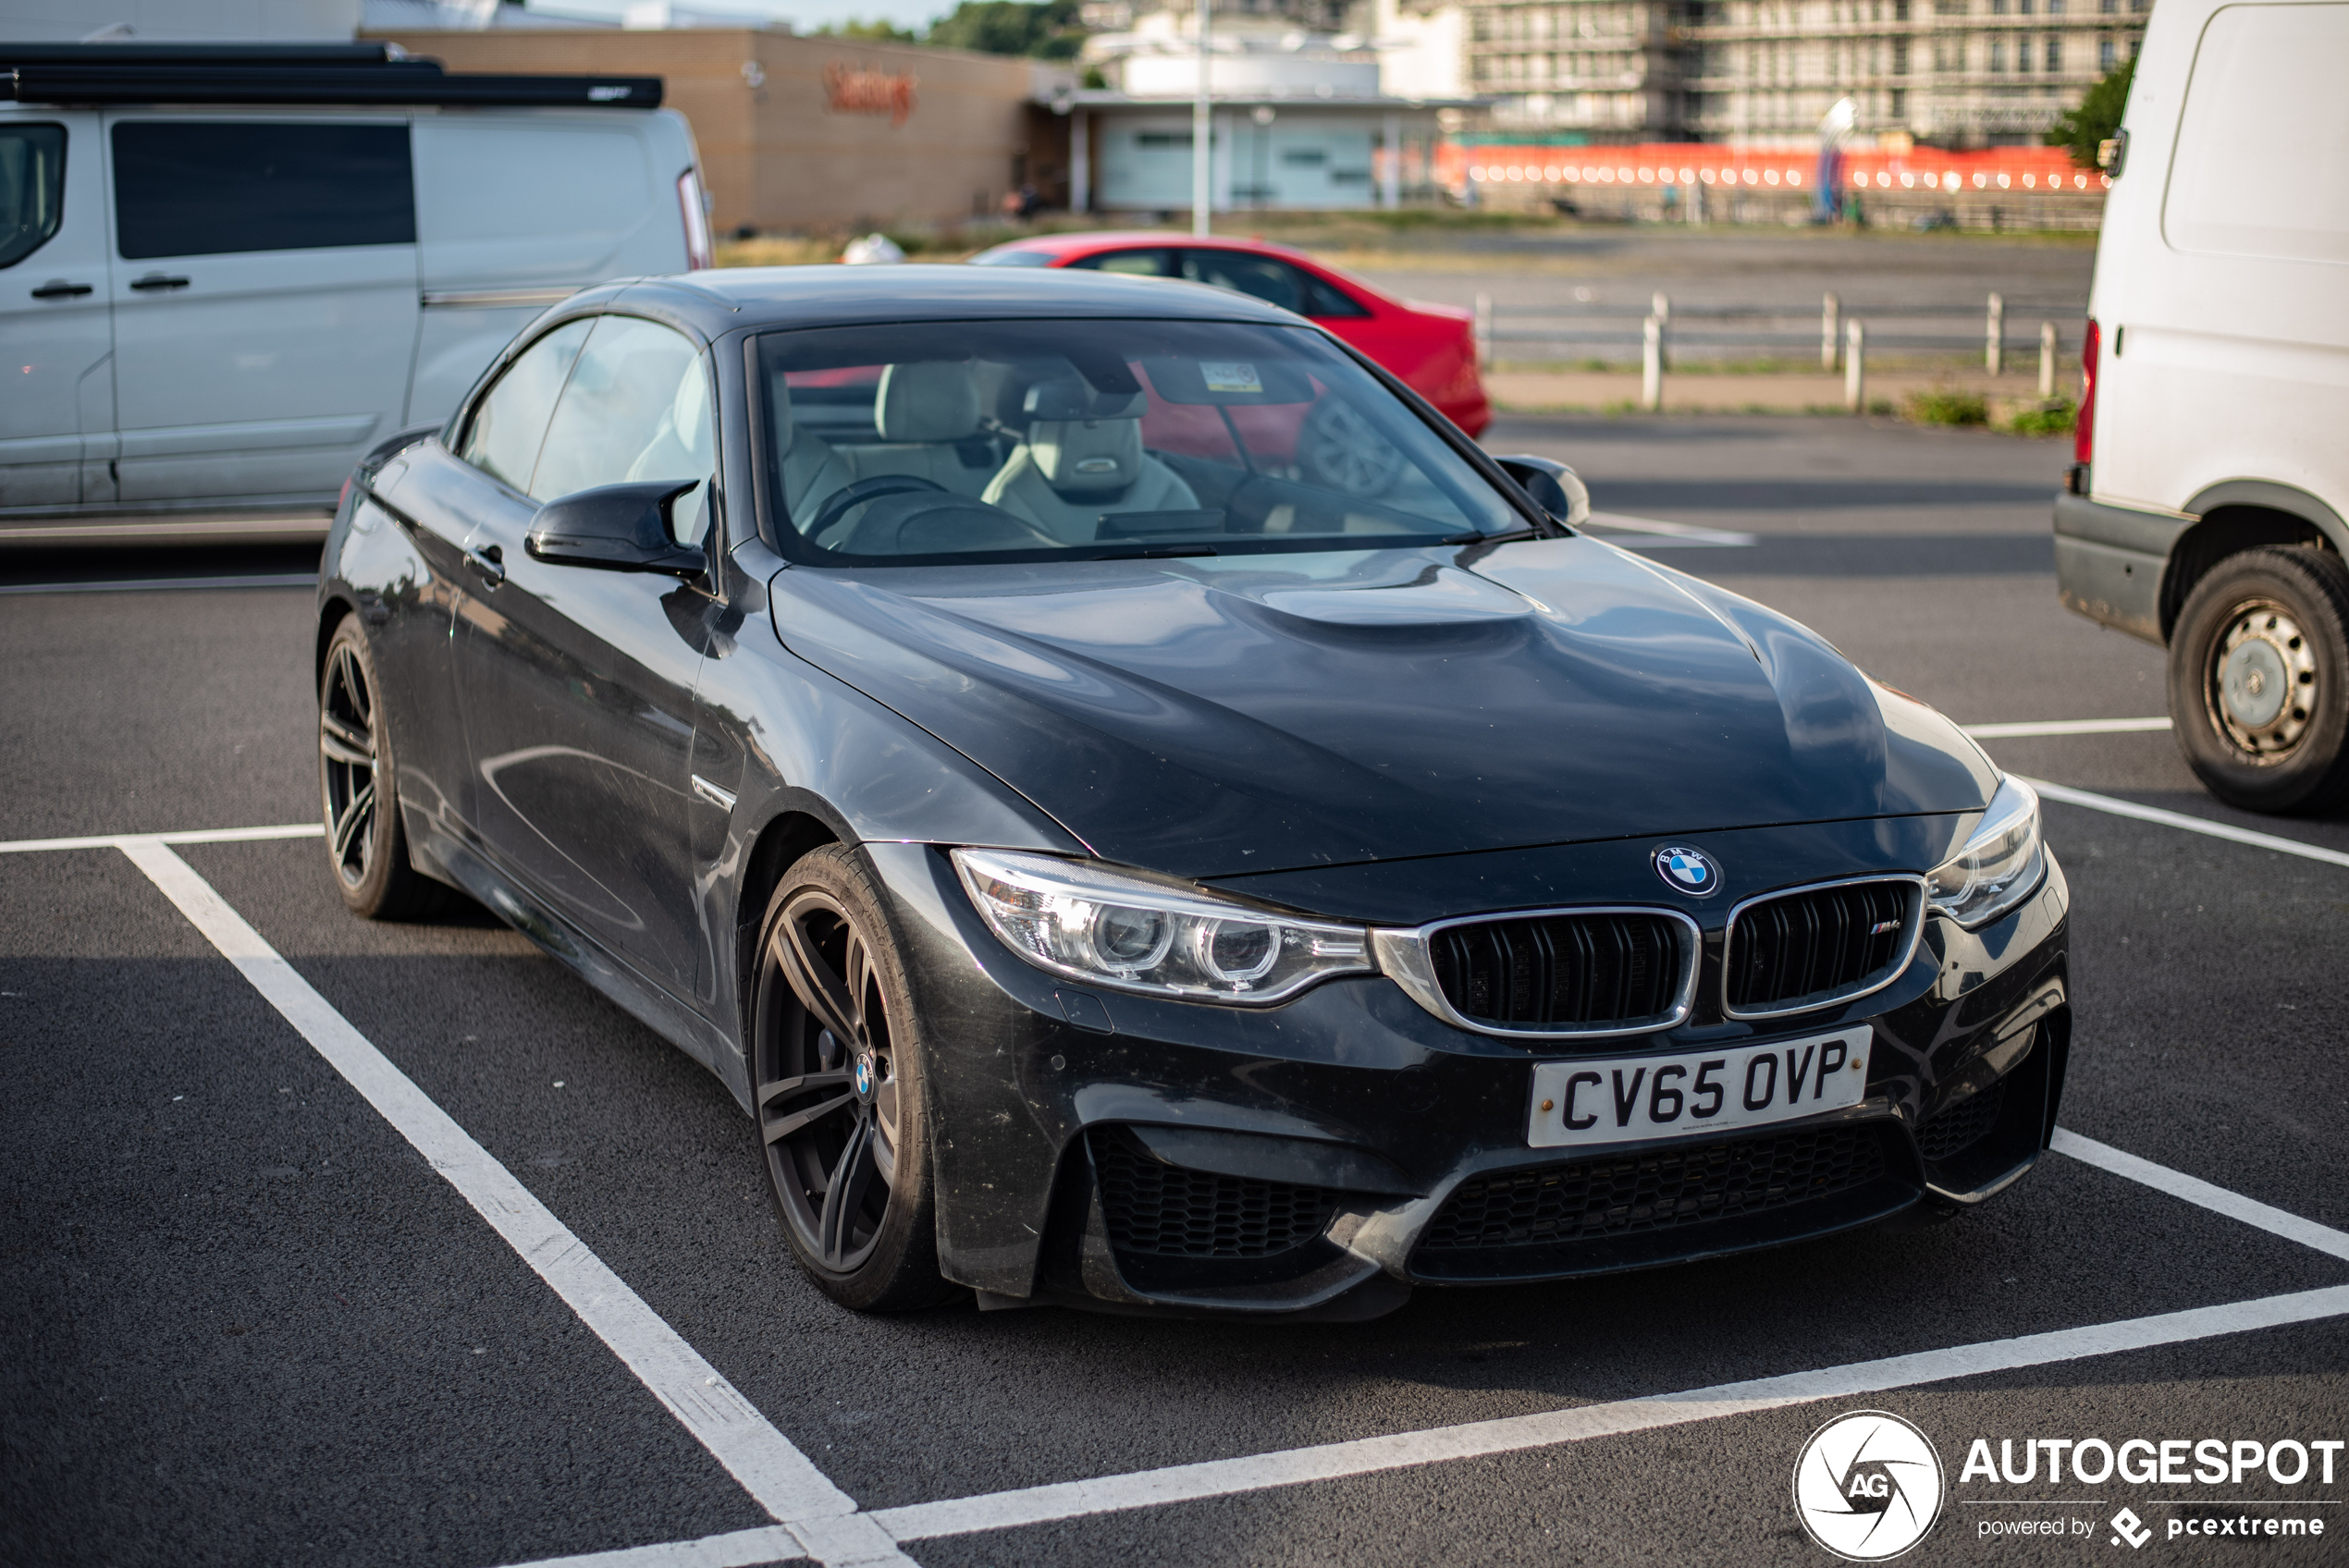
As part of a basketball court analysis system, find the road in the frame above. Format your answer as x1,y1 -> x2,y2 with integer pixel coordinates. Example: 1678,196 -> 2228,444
5,413 -> 2345,1568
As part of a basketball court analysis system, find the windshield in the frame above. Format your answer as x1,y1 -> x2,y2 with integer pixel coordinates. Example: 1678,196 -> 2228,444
754,319 -> 1521,564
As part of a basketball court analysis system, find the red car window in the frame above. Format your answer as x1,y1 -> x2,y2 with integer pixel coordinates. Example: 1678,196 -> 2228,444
1066,248 -> 1171,277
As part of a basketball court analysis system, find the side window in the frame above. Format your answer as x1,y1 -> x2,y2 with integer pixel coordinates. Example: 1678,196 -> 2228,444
458,318 -> 594,496
1178,250 -> 1306,314
1068,248 -> 1171,277
531,315 -> 717,545
111,121 -> 414,261
1298,271 -> 1371,319
0,124 -> 67,271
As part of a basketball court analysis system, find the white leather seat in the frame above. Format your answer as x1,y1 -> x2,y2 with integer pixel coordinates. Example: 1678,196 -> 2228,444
835,362 -> 1001,498
769,372 -> 855,530
981,383 -> 1199,543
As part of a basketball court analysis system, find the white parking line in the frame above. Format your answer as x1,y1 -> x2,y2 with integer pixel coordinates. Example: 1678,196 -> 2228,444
1582,511 -> 1760,548
1963,717 -> 2172,738
2023,778 -> 2349,871
0,823 -> 322,855
494,1526 -> 803,1568
112,838 -> 912,1568
2052,1128 -> 2349,1262
867,1284 -> 2349,1543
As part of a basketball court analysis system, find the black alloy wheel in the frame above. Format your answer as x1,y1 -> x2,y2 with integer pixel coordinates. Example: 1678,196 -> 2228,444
318,619 -> 443,919
752,845 -> 952,1311
2168,545 -> 2349,814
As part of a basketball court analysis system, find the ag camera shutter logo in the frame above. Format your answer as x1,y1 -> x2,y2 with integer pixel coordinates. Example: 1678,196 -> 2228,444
1792,1410 -> 1945,1561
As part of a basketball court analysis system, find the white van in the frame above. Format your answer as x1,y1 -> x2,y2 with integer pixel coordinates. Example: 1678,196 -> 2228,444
0,43 -> 712,521
2053,0 -> 2349,813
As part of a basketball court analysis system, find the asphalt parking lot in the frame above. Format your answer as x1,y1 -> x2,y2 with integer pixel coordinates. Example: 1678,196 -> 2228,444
6,413 -> 2346,1568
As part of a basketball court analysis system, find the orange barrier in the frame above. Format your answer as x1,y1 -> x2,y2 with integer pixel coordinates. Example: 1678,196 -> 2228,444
1442,141 -> 2109,195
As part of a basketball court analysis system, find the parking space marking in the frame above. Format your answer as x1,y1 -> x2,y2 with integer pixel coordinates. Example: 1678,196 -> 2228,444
867,1283 -> 2349,1545
1582,511 -> 1760,548
2053,1128 -> 2349,1263
1963,717 -> 2172,738
493,1526 -> 803,1568
108,837 -> 914,1568
0,823 -> 321,855
2023,778 -> 2349,870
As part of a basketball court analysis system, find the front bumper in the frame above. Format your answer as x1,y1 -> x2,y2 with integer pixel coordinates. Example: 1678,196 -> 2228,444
869,832 -> 2071,1320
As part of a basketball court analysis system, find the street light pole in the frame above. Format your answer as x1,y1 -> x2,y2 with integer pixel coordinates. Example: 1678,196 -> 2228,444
1192,0 -> 1211,236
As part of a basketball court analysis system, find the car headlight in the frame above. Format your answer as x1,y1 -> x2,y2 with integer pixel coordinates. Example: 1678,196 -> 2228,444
1925,775 -> 2045,929
952,848 -> 1372,1004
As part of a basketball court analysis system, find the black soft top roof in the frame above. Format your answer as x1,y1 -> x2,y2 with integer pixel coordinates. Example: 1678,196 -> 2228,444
0,43 -> 659,109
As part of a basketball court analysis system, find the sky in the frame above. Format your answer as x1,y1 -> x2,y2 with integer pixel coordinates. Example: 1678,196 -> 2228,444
530,0 -> 950,33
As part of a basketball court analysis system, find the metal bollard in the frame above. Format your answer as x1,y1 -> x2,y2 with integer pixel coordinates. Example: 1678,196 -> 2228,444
1474,291 -> 1493,371
1986,292 -> 2004,375
1822,292 -> 1840,372
1845,319 -> 1866,412
1642,315 -> 1664,411
2039,321 -> 2058,398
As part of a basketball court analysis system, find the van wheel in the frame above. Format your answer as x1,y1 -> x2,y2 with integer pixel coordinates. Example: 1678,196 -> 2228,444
2168,545 -> 2349,814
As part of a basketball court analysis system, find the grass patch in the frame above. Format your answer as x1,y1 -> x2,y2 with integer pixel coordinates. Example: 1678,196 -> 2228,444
1904,387 -> 1991,426
2010,398 -> 2079,436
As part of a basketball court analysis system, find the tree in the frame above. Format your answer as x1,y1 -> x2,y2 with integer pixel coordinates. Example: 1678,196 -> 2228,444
925,0 -> 1088,60
2047,56 -> 2134,170
813,18 -> 918,41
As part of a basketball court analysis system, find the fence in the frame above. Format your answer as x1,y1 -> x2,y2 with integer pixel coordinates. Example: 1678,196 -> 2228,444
1471,291 -> 2088,410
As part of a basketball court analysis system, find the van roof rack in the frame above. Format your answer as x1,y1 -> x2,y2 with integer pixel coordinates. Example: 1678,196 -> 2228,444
0,44 -> 661,109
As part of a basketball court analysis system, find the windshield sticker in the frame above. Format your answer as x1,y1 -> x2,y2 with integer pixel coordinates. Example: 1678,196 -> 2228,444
1200,361 -> 1264,395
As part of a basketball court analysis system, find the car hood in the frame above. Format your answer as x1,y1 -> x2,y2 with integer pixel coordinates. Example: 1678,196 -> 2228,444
766,536 -> 1995,880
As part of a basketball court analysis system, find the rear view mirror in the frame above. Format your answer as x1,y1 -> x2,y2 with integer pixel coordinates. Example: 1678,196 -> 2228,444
525,481 -> 707,577
1492,455 -> 1592,530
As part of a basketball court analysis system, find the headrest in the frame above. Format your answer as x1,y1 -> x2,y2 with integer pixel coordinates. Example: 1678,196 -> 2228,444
878,361 -> 981,443
1029,417 -> 1141,496
1024,378 -> 1145,423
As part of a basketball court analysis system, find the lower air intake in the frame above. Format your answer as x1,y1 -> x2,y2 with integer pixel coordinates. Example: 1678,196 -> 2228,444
1089,1128 -> 1337,1259
1916,1080 -> 2008,1161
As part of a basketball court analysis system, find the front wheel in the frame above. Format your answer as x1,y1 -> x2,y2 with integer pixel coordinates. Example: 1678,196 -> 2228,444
751,845 -> 953,1312
2167,545 -> 2349,814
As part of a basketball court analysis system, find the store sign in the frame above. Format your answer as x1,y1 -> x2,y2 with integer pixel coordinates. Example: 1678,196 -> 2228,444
824,61 -> 917,127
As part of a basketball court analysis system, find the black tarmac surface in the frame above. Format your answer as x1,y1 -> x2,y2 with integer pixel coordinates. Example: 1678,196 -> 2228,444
6,414 -> 2344,1568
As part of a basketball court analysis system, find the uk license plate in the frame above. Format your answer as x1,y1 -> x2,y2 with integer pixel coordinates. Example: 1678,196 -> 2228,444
1526,1027 -> 1873,1149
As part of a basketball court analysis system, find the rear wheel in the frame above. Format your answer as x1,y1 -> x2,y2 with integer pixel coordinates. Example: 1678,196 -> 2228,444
319,618 -> 445,919
751,845 -> 953,1312
2168,545 -> 2349,814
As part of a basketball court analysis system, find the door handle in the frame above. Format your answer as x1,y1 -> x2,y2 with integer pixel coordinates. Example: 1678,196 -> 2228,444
128,274 -> 191,292
31,281 -> 94,299
464,544 -> 505,589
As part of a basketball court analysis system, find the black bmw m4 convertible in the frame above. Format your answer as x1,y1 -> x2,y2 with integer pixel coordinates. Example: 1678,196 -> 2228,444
318,264 -> 2069,1320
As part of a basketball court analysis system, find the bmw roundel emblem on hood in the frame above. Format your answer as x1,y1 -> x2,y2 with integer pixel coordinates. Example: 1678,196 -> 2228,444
1654,845 -> 1722,896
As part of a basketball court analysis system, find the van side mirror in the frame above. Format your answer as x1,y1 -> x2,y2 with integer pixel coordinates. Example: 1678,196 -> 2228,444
1492,454 -> 1593,530
525,481 -> 707,577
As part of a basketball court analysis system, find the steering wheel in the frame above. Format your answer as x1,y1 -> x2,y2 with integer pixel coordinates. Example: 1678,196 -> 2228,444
808,475 -> 950,545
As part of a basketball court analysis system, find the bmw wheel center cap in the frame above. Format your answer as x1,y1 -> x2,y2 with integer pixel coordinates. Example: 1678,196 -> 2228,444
1654,845 -> 1721,896
852,1051 -> 876,1098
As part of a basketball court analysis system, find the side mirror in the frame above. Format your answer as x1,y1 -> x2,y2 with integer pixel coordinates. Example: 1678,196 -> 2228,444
1492,454 -> 1592,531
525,480 -> 707,577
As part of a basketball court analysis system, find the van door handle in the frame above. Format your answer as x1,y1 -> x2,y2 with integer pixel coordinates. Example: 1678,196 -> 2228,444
31,280 -> 93,299
128,274 -> 191,292
465,544 -> 505,588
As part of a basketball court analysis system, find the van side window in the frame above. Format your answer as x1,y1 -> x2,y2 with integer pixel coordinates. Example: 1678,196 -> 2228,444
530,316 -> 718,545
458,319 -> 594,496
112,121 -> 415,261
0,124 -> 67,271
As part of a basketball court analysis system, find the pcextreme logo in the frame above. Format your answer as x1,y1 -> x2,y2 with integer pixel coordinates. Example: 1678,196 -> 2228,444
1793,1410 -> 1948,1561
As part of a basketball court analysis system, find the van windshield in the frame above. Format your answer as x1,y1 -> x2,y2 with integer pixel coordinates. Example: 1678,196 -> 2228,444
753,319 -> 1521,564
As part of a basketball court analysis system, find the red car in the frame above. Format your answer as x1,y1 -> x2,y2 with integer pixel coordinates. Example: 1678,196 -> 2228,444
968,232 -> 1490,436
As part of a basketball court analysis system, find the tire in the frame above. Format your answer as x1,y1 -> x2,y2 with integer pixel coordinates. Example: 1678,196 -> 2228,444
318,618 -> 448,920
2167,545 -> 2349,815
750,844 -> 954,1312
